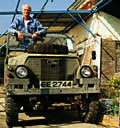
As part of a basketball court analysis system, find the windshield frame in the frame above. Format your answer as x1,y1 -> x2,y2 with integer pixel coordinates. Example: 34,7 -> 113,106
7,33 -> 76,53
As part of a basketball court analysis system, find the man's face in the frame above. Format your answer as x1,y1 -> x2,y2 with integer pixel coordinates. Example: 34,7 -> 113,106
22,5 -> 31,17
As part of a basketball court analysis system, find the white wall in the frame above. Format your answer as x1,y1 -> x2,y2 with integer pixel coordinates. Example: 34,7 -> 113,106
68,11 -> 120,43
97,11 -> 120,41
67,11 -> 120,78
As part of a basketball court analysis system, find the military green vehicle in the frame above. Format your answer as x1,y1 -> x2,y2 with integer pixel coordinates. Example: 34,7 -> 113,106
4,33 -> 100,126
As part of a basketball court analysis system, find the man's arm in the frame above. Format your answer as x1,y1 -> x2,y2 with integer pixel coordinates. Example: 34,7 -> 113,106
32,31 -> 39,39
34,20 -> 46,38
15,30 -> 24,40
8,19 -> 18,34
8,18 -> 24,40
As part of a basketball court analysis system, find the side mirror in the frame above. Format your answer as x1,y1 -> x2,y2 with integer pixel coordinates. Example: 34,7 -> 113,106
92,50 -> 96,60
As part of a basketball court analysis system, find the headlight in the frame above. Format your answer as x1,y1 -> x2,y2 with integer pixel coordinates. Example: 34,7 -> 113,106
80,66 -> 93,78
15,66 -> 28,78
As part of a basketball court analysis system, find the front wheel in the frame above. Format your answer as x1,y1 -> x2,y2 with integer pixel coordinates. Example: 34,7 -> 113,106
78,99 -> 99,123
5,96 -> 18,126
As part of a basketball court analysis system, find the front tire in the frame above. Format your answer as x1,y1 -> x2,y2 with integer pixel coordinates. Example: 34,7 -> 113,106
5,96 -> 18,126
78,99 -> 99,123
84,101 -> 99,123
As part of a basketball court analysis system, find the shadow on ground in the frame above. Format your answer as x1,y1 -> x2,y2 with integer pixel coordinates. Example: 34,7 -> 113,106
16,110 -> 81,127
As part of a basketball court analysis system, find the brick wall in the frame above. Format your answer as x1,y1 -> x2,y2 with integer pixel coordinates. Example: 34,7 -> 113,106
101,39 -> 115,85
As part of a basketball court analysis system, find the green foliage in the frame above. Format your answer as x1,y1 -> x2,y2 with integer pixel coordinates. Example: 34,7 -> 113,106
106,76 -> 120,116
113,102 -> 119,116
108,76 -> 120,90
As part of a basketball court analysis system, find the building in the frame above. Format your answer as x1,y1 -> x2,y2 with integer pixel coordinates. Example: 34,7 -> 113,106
67,0 -> 120,85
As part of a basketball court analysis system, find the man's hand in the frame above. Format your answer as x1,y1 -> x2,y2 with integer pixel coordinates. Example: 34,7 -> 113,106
16,31 -> 24,40
32,32 -> 39,39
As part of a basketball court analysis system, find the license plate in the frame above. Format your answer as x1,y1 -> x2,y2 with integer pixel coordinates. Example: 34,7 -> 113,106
40,81 -> 73,88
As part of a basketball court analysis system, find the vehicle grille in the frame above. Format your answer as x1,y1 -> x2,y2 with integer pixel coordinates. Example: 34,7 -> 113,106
26,56 -> 79,81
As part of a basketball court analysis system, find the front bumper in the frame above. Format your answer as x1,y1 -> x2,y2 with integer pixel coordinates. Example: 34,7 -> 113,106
6,78 -> 100,95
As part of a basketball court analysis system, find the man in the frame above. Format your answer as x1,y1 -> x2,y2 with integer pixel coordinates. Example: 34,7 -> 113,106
8,4 -> 46,40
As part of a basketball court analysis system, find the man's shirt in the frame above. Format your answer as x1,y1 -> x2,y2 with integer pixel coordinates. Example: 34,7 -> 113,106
8,16 -> 46,36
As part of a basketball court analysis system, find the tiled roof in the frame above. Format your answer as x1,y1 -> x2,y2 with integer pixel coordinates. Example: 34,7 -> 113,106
69,0 -> 120,18
69,0 -> 99,10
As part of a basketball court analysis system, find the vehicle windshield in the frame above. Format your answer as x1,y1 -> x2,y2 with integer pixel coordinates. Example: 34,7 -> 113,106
8,33 -> 75,53
8,34 -> 37,51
